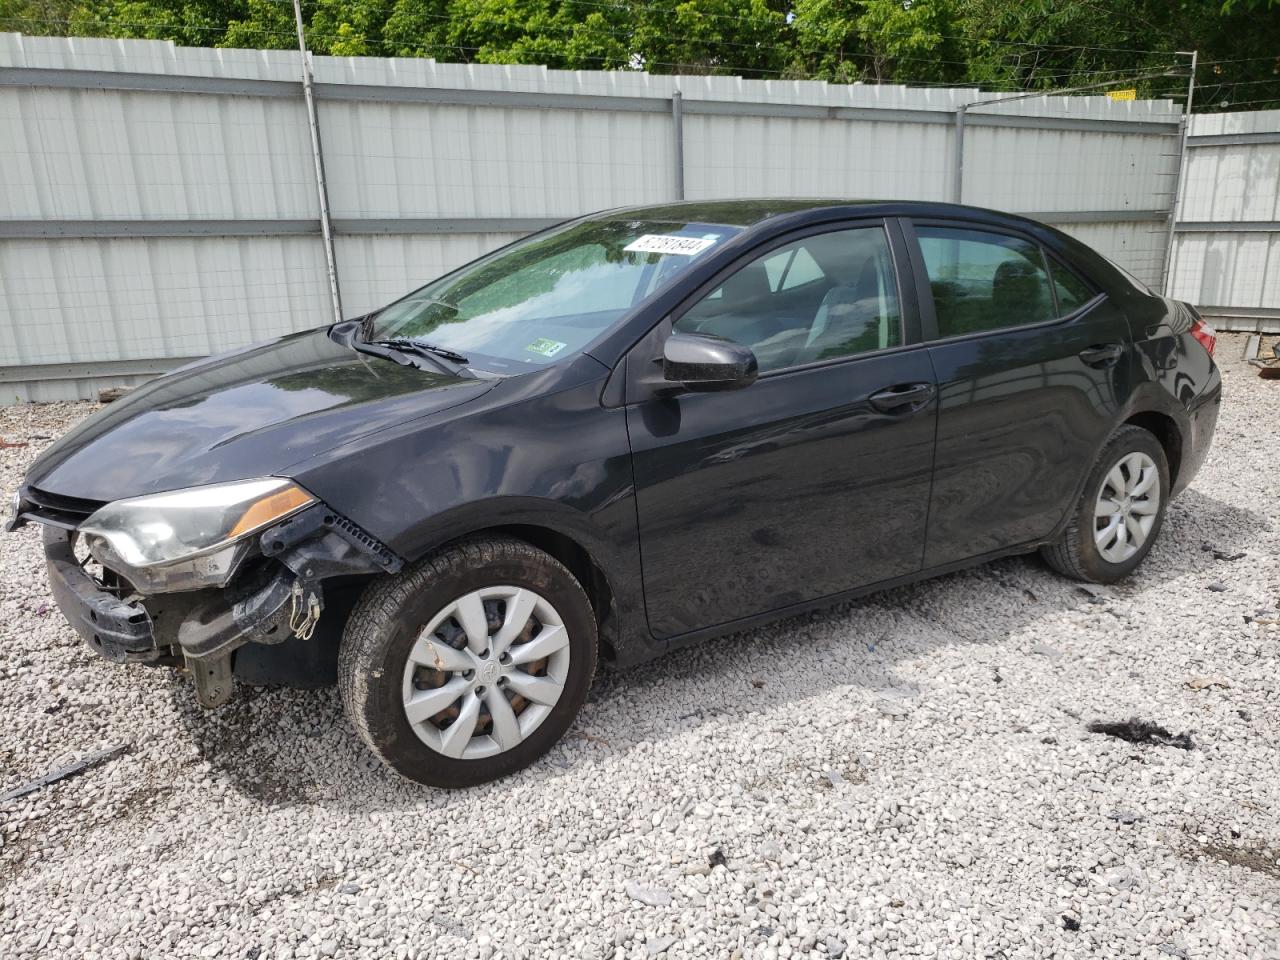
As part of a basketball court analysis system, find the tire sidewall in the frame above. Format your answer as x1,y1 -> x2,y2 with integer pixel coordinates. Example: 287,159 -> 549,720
354,549 -> 596,788
1075,429 -> 1170,582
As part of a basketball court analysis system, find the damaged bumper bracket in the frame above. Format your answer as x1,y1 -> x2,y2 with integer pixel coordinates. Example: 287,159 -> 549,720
179,506 -> 398,706
178,572 -> 304,707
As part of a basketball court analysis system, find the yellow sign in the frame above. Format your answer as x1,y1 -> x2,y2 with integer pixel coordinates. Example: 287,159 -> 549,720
1107,89 -> 1137,101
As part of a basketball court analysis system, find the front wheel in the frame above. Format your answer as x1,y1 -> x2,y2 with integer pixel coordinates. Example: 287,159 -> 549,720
338,537 -> 597,787
1041,425 -> 1170,584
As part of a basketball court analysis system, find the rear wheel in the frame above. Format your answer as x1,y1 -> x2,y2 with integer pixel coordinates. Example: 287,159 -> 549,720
338,537 -> 597,787
1041,425 -> 1169,583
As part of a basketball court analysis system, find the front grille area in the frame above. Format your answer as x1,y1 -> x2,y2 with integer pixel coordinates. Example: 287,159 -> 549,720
22,485 -> 106,528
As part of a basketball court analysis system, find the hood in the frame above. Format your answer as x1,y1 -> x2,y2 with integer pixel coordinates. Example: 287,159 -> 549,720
25,327 -> 497,502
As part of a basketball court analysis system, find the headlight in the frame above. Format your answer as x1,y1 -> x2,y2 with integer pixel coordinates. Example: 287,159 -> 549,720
79,478 -> 315,593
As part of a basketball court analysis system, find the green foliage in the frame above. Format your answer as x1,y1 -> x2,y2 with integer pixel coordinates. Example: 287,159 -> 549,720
221,0 -> 296,50
633,1 -> 790,76
438,0 -> 631,69
0,0 -> 1276,110
792,0 -> 964,83
309,0 -> 395,54
382,0 -> 451,57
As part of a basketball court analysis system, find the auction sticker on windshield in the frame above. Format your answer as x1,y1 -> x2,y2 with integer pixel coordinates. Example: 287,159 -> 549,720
526,338 -> 568,358
624,234 -> 719,256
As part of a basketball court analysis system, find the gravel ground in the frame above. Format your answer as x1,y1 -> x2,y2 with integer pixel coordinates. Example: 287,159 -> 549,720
1,333 -> 1278,960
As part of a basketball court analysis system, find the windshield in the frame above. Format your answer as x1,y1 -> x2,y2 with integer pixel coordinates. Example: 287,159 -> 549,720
367,218 -> 741,373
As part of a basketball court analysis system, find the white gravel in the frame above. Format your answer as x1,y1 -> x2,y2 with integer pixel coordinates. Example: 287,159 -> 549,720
2,334 -> 1279,960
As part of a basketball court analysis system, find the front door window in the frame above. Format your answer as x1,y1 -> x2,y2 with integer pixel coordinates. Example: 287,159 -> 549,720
674,227 -> 901,372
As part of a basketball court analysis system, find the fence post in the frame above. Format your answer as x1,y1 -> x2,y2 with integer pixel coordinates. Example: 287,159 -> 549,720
291,0 -> 343,325
672,90 -> 685,201
1160,50 -> 1197,296
951,106 -> 967,204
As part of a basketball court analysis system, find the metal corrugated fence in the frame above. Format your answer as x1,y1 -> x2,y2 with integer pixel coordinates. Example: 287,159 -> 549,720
1167,109 -> 1280,334
0,33 -> 1186,402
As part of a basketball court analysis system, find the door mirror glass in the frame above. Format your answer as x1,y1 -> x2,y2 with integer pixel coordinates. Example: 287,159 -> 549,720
662,333 -> 758,391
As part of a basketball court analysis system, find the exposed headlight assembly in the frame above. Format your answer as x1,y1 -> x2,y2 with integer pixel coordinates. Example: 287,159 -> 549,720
80,478 -> 315,593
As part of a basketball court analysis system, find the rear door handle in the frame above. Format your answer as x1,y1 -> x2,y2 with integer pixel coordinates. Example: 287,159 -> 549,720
869,382 -> 935,413
1079,343 -> 1124,368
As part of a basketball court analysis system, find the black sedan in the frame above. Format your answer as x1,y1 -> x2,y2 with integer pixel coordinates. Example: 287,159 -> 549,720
9,199 -> 1221,787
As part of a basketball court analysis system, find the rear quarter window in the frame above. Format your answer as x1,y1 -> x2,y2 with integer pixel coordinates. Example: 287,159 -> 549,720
1050,261 -> 1099,314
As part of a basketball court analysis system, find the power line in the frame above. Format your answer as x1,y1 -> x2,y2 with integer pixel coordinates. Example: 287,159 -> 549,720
1194,95 -> 1280,111
9,0 -> 1183,67
0,17 -> 848,80
1198,77 -> 1280,91
1198,54 -> 1280,67
0,12 -> 1193,96
0,15 -> 360,45
244,2 -> 1184,82
1194,76 -> 1280,108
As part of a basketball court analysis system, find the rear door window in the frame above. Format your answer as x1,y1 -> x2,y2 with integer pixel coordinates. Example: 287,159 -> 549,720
915,226 -> 1056,338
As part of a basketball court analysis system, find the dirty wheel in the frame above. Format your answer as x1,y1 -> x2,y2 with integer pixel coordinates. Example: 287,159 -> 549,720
1041,425 -> 1169,584
338,537 -> 596,787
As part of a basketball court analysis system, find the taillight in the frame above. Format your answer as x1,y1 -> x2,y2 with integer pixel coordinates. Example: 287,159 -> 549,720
1190,317 -> 1217,357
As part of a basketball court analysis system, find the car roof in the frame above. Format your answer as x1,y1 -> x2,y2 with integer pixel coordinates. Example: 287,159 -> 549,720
592,198 -> 1035,230
594,199 -> 872,228
591,198 -> 1112,284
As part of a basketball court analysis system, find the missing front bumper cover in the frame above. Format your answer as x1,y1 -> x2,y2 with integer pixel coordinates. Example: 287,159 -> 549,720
42,504 -> 402,707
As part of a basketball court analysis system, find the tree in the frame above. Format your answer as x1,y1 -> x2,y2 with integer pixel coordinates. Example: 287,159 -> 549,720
309,0 -> 395,54
221,0 -> 296,50
433,0 -> 631,69
381,0 -> 450,58
633,0 -> 790,77
791,0 -> 965,84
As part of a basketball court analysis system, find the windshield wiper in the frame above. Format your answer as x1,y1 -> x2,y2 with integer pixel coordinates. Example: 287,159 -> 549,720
331,318 -> 477,376
374,338 -> 469,366
331,321 -> 472,377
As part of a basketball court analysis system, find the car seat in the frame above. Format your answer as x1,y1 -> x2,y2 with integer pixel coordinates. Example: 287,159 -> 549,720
990,259 -> 1045,328
793,259 -> 882,364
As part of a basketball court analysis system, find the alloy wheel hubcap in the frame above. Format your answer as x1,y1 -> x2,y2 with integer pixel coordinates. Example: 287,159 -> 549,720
401,586 -> 570,760
1094,451 -> 1160,564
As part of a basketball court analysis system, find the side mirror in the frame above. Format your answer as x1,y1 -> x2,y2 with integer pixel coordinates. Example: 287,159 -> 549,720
662,333 -> 758,392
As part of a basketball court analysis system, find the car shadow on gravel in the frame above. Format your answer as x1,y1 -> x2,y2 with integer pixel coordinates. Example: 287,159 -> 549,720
166,487 -> 1266,806
601,488 -> 1263,699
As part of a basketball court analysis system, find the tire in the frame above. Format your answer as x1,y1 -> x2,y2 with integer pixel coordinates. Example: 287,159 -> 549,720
338,536 -> 597,787
1041,425 -> 1170,584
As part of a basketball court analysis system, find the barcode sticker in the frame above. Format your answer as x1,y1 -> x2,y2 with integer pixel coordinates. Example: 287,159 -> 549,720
624,234 -> 719,256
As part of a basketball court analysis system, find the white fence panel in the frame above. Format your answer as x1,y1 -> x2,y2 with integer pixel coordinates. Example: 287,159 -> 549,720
962,126 -> 1177,215
1167,109 -> 1280,330
0,235 -> 331,361
683,114 -> 954,201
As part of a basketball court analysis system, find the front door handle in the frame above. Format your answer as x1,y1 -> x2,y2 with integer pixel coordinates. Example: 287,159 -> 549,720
869,382 -> 935,413
1079,343 -> 1124,368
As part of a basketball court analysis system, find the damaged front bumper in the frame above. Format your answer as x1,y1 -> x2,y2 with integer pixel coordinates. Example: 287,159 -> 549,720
42,504 -> 402,707
44,525 -> 161,664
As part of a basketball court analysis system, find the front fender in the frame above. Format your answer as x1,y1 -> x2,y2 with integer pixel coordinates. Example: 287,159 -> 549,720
284,363 -> 655,663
